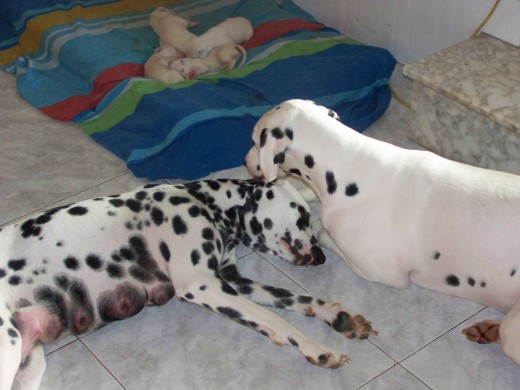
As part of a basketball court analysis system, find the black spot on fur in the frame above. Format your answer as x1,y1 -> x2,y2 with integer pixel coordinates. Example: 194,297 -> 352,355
207,181 -> 221,191
86,254 -> 103,270
64,256 -> 80,271
266,190 -> 274,200
273,152 -> 285,165
433,252 -> 441,260
259,128 -> 268,147
468,277 -> 475,287
191,249 -> 200,265
250,217 -> 263,235
185,293 -> 194,300
221,281 -> 238,296
511,267 -> 517,277
480,281 -> 487,288
8,259 -> 26,271
159,241 -> 170,262
217,306 -> 242,319
8,275 -> 22,285
109,199 -> 124,207
172,215 -> 188,235
325,171 -> 337,194
202,241 -> 215,255
345,183 -> 359,196
169,196 -> 191,206
201,228 -> 214,241
285,128 -> 293,140
207,256 -> 218,271
68,206 -> 88,216
263,218 -> 273,230
0,269 -> 7,278
153,191 -> 165,202
289,168 -> 301,176
150,207 -> 164,226
135,191 -> 147,200
298,295 -> 313,304
188,205 -> 201,218
288,337 -> 299,347
304,155 -> 315,168
271,127 -> 284,139
106,263 -> 125,279
446,274 -> 460,286
20,219 -> 41,238
263,285 -> 293,298
125,199 -> 142,213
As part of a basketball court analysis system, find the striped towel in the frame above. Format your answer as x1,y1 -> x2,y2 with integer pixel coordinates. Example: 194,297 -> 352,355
0,0 -> 396,179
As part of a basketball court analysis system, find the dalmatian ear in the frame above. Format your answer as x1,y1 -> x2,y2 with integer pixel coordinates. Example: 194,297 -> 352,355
258,128 -> 291,182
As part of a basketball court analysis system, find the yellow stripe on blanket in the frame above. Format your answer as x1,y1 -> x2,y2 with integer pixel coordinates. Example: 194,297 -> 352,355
1,0 -> 179,66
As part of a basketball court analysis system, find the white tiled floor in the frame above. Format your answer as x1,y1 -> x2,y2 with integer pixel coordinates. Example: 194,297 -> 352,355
1,66 -> 520,389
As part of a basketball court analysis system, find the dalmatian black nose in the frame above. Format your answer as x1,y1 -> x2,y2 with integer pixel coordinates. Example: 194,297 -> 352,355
311,245 -> 326,266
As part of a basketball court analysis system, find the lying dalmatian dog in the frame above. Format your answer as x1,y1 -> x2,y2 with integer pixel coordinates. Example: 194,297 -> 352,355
186,16 -> 253,58
144,45 -> 185,84
171,43 -> 247,79
0,178 -> 377,390
245,99 -> 520,366
149,7 -> 198,54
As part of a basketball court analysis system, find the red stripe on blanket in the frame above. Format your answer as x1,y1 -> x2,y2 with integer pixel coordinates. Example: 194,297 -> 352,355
242,18 -> 327,49
40,63 -> 144,121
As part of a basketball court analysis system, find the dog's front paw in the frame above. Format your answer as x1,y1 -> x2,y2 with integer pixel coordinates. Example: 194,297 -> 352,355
305,351 -> 350,369
332,310 -> 378,339
462,320 -> 501,344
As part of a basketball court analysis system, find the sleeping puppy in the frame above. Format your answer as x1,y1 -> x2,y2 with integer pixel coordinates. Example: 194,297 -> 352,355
149,7 -> 198,54
170,44 -> 247,79
186,17 -> 253,58
144,45 -> 185,84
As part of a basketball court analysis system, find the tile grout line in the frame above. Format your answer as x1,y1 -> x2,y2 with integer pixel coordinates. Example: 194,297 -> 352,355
78,338 -> 128,390
0,107 -> 34,122
0,171 -> 132,228
395,305 -> 488,365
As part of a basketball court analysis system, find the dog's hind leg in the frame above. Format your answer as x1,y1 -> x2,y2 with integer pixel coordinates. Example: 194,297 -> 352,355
218,246 -> 377,339
0,304 -> 22,390
12,344 -> 46,390
175,270 -> 349,368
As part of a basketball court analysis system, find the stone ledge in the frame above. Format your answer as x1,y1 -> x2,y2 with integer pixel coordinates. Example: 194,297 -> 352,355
403,34 -> 520,134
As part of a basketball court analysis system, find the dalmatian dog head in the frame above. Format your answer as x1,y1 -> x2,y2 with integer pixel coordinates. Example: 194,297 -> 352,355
245,99 -> 340,182
241,179 -> 325,266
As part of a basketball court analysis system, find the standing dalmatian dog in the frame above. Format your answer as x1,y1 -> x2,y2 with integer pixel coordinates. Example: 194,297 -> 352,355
245,99 -> 520,366
0,179 -> 376,390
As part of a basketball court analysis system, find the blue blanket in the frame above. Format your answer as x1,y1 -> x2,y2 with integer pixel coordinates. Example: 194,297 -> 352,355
0,0 -> 396,179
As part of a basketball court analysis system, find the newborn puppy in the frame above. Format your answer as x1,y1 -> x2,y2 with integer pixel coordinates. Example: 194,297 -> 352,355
144,45 -> 185,84
171,44 -> 247,79
149,7 -> 198,54
186,17 -> 253,58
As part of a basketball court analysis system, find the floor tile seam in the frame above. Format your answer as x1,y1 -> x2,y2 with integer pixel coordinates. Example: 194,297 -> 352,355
0,171 -> 131,228
354,363 -> 434,390
78,337 -> 128,389
0,107 -> 34,122
256,250 -> 312,294
43,336 -> 80,357
397,305 -> 488,365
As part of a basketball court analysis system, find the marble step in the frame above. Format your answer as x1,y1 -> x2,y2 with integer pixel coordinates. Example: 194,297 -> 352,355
403,33 -> 520,175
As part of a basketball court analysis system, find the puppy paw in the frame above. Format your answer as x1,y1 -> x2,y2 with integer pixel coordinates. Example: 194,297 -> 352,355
462,320 -> 501,344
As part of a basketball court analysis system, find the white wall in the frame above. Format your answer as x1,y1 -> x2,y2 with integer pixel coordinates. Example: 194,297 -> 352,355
293,0 -> 497,64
